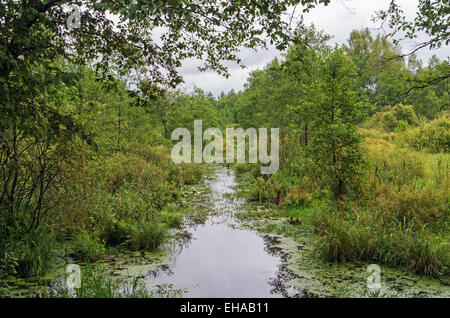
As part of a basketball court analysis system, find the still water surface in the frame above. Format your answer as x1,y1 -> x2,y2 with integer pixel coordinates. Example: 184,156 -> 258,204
143,168 -> 295,297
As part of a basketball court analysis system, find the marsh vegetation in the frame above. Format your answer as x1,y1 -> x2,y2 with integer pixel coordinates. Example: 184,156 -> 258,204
0,0 -> 448,298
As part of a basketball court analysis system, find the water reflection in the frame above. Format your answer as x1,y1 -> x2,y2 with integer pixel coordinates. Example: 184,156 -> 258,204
144,167 -> 302,298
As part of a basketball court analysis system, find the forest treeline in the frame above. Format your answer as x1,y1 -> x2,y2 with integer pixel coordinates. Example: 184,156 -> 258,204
222,26 -> 449,278
0,63 -> 215,281
0,0 -> 448,294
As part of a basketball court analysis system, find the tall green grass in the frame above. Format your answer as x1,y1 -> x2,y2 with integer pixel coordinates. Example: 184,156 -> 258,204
0,222 -> 58,278
314,210 -> 449,277
69,229 -> 106,262
59,264 -> 184,298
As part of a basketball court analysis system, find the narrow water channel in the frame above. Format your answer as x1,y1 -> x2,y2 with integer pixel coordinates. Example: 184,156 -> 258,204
115,165 -> 449,298
141,167 -> 299,298
11,166 -> 448,298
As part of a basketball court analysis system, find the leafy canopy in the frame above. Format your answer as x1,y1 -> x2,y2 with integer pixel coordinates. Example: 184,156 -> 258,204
0,0 -> 331,87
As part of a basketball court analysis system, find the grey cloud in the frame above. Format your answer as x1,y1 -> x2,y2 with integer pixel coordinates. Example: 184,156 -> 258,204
179,0 -> 449,96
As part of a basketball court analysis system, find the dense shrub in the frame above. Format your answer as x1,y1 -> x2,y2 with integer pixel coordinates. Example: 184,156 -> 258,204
12,228 -> 57,278
403,116 -> 450,153
364,138 -> 424,186
374,184 -> 448,228
98,217 -> 130,247
126,220 -> 167,251
96,206 -> 168,252
248,177 -> 282,204
392,104 -> 419,126
168,163 -> 204,186
96,152 -> 167,193
69,229 -> 106,262
310,130 -> 450,278
50,144 -> 203,256
364,104 -> 419,132
315,210 -> 449,277
279,187 -> 313,208
234,163 -> 252,175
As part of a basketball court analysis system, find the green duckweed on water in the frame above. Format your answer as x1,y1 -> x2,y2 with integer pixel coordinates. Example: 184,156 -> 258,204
237,206 -> 450,298
2,166 -> 448,298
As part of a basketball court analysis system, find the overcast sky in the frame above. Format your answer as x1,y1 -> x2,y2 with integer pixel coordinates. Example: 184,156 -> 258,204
178,0 -> 450,97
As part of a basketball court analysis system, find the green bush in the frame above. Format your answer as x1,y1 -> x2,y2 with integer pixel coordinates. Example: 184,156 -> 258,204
161,209 -> 182,229
279,187 -> 313,208
96,152 -> 167,193
403,116 -> 450,153
392,104 -> 419,126
168,163 -> 204,186
0,247 -> 18,278
69,229 -> 106,262
364,138 -> 424,186
234,163 -> 252,175
248,177 -> 281,204
381,111 -> 399,131
364,104 -> 419,132
99,217 -> 131,247
375,184 -> 449,229
315,211 -> 449,277
98,214 -> 167,251
14,228 -> 57,278
126,220 -> 167,251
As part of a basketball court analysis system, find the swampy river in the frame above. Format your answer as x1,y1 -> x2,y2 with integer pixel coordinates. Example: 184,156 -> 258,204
7,166 -> 449,298
117,167 -> 301,297
109,166 -> 449,298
